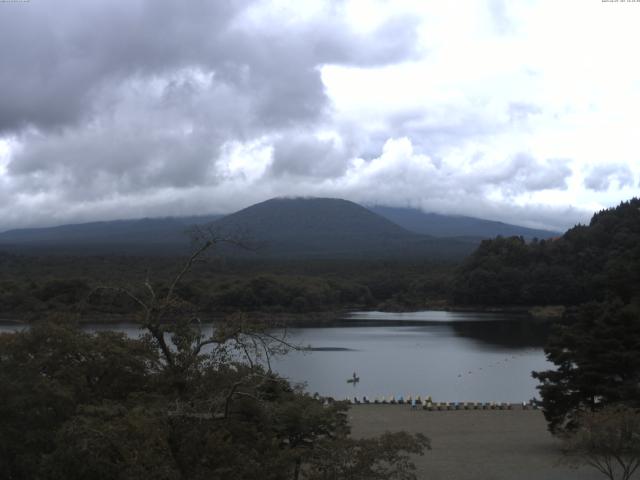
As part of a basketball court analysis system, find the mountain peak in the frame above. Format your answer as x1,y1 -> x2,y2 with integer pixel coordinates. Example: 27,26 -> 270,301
213,196 -> 412,240
0,197 -> 554,258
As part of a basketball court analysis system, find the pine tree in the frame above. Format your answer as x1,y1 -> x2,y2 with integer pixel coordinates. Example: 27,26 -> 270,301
533,301 -> 640,433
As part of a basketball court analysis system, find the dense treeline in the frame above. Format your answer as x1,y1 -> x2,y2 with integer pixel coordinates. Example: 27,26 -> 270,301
0,255 -> 455,318
492,199 -> 640,435
452,198 -> 640,306
4,198 -> 638,317
0,319 -> 429,479
450,199 -> 640,437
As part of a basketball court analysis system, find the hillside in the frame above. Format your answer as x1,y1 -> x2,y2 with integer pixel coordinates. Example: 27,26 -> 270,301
207,197 -> 475,259
0,197 -> 560,260
0,215 -> 222,254
369,206 -> 559,239
0,198 -> 476,259
452,198 -> 640,306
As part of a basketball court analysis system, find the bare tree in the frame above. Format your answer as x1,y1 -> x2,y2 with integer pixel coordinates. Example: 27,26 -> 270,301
94,227 -> 297,409
563,405 -> 640,480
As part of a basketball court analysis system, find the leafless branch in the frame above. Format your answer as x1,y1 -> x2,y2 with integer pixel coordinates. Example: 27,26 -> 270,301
239,340 -> 255,370
143,273 -> 156,303
223,381 -> 244,419
165,240 -> 214,307
260,331 -> 301,352
261,339 -> 272,373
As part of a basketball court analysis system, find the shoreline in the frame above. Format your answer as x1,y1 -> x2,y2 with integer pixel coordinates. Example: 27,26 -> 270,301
0,304 -> 565,325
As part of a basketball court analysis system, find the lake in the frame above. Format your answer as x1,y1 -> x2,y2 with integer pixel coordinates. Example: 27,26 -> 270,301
272,311 -> 552,403
0,310 -> 553,403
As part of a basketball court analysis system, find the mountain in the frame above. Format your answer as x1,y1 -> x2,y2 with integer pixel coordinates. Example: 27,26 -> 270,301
0,197 -> 558,259
0,215 -> 222,255
206,197 -> 475,259
368,206 -> 560,239
0,198 -> 476,259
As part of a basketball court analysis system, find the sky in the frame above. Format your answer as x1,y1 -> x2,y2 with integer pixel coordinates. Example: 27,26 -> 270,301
1,0 -> 639,232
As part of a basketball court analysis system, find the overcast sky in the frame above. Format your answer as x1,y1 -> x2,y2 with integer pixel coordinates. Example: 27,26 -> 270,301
1,0 -> 639,232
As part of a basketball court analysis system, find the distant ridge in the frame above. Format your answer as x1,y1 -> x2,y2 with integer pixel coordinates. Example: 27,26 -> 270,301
0,197 -> 556,258
369,206 -> 560,239
0,215 -> 222,255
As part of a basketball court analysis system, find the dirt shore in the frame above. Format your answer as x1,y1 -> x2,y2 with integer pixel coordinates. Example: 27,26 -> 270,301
348,405 -> 602,480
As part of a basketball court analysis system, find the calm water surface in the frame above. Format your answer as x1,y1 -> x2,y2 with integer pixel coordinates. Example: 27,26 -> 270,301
0,311 -> 553,402
272,311 -> 552,403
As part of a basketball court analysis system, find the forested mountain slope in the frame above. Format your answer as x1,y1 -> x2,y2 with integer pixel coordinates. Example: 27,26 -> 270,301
452,198 -> 640,306
207,197 -> 476,259
0,198 -> 477,259
0,215 -> 223,254
0,198 -> 559,258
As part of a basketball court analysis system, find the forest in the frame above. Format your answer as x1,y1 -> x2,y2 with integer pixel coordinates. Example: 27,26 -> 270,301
2,199 -> 640,479
2,199 -> 639,321
452,198 -> 640,307
0,255 -> 455,320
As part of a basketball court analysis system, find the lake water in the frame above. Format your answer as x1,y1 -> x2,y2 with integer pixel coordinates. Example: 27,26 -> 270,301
271,311 -> 552,403
0,310 -> 553,403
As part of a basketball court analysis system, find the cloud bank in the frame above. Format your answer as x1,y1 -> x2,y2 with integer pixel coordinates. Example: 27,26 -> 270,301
1,0 -> 639,231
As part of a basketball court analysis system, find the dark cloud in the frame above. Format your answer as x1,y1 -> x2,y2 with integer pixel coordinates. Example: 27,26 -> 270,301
269,134 -> 349,178
0,0 -> 419,134
1,0 -> 419,221
0,1 -> 625,233
584,164 -> 634,191
0,1 -> 248,132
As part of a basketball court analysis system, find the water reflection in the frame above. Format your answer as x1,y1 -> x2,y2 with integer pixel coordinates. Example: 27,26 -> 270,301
344,310 -> 529,323
451,320 -> 551,349
317,310 -> 552,349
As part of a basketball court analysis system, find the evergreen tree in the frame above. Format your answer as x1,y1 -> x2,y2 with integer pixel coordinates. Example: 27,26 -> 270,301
452,198 -> 640,307
533,301 -> 640,433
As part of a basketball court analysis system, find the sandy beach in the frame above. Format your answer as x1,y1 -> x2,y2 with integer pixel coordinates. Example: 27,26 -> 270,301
348,405 -> 603,480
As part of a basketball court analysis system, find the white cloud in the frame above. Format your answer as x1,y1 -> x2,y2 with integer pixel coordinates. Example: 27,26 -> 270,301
1,0 -> 640,231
